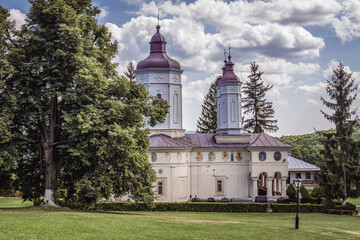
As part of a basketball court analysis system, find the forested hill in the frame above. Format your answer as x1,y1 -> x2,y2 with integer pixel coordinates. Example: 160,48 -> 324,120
277,125 -> 360,165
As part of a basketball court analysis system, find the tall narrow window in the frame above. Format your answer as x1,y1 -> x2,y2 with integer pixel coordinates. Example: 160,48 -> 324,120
230,101 -> 235,122
158,182 -> 163,195
230,153 -> 234,161
157,93 -> 162,99
217,180 -> 222,192
222,99 -> 226,122
173,93 -> 178,124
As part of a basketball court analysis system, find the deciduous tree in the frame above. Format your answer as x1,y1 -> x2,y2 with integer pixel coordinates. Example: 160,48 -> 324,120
0,0 -> 168,206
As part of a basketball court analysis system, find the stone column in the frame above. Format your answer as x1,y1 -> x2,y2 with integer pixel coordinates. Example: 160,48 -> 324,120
251,177 -> 258,198
267,177 -> 274,198
281,177 -> 288,197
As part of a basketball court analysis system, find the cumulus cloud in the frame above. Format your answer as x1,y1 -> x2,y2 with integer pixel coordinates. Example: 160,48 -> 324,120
323,59 -> 360,82
296,82 -> 327,94
306,99 -> 319,105
99,7 -> 109,19
8,9 -> 26,30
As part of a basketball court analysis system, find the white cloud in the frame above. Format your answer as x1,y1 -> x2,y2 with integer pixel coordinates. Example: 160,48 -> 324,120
8,9 -> 26,30
99,7 -> 109,19
306,99 -> 319,105
296,82 -> 327,94
323,59 -> 360,82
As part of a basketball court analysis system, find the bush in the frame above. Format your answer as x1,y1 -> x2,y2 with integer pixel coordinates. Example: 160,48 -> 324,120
286,184 -> 297,202
93,202 -> 268,213
322,197 -> 335,209
300,185 -> 311,200
311,185 -> 325,198
271,203 -> 326,213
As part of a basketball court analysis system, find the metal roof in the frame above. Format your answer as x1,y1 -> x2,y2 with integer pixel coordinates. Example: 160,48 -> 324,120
149,133 -> 292,149
288,156 -> 320,171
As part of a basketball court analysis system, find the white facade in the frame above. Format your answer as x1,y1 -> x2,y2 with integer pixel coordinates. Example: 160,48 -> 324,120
136,68 -> 183,130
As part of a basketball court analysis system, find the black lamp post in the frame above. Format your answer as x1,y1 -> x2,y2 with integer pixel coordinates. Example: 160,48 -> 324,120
294,178 -> 302,229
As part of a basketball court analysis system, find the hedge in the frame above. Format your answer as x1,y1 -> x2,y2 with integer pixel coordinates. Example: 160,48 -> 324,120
271,204 -> 326,213
93,202 -> 268,213
271,202 -> 357,213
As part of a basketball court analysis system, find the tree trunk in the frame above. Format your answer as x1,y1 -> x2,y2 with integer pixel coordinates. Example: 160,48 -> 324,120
342,164 -> 347,206
41,96 -> 59,207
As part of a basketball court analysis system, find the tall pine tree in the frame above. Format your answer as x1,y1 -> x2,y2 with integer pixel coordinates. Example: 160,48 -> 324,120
318,62 -> 360,205
196,76 -> 221,133
242,62 -> 278,133
124,62 -> 136,82
0,0 -> 168,206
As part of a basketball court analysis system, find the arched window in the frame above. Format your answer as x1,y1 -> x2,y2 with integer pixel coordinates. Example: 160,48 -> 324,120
173,93 -> 178,123
230,101 -> 235,122
157,93 -> 162,99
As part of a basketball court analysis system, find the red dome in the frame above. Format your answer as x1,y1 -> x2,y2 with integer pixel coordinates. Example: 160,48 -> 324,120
137,25 -> 181,70
218,55 -> 240,84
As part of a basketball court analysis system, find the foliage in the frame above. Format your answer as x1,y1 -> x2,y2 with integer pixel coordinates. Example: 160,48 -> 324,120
87,202 -> 269,212
196,76 -> 221,133
286,184 -> 297,202
322,197 -> 336,209
311,185 -> 326,199
271,203 -> 326,213
0,6 -> 18,194
0,0 -> 168,206
242,62 -> 278,133
124,61 -> 136,82
318,62 -> 360,204
300,185 -> 311,200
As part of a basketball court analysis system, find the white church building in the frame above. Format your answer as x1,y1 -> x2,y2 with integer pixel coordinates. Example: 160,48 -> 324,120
134,23 -> 293,202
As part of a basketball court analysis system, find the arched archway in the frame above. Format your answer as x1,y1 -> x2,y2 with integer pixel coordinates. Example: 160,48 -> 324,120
272,172 -> 281,196
258,172 -> 267,196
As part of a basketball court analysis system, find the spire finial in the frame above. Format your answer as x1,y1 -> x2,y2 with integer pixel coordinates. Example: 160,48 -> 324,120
156,9 -> 161,31
228,44 -> 231,61
224,49 -> 227,62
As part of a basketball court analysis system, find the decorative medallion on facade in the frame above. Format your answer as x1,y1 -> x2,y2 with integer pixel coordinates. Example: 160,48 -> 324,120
236,152 -> 242,161
259,151 -> 266,161
158,169 -> 163,174
196,152 -> 203,162
274,151 -> 281,161
222,152 -> 229,161
164,152 -> 170,162
208,152 -> 216,162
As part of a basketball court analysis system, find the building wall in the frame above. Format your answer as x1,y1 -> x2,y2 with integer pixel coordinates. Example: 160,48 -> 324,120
149,147 -> 289,202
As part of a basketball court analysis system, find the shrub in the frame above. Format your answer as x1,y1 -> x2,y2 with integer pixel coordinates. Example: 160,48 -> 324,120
93,202 -> 268,213
286,184 -> 297,202
271,203 -> 326,213
300,185 -> 311,200
322,197 -> 335,209
311,185 -> 325,198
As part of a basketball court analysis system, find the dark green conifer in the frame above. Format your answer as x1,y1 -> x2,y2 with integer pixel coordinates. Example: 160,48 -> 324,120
242,62 -> 278,133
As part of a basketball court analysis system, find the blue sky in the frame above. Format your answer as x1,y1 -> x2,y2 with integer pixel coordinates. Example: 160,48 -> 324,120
2,0 -> 360,136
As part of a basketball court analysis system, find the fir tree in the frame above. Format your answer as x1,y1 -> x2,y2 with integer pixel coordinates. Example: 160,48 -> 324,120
318,62 -> 360,205
196,76 -> 221,133
124,61 -> 136,82
242,62 -> 278,133
0,0 -> 168,206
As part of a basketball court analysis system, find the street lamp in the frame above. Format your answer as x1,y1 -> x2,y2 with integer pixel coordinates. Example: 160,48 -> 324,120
294,178 -> 302,229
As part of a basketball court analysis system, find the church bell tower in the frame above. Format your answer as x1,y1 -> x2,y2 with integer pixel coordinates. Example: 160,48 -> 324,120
135,23 -> 184,136
216,52 -> 243,134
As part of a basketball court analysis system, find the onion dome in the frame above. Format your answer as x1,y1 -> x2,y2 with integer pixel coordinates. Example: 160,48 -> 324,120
218,54 -> 240,84
137,24 -> 181,70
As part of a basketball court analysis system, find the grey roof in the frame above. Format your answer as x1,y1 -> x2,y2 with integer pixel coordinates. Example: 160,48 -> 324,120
288,156 -> 320,172
149,133 -> 292,149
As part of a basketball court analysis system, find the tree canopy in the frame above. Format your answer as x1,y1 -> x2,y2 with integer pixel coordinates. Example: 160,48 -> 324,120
242,62 -> 278,133
0,0 -> 168,206
196,76 -> 221,133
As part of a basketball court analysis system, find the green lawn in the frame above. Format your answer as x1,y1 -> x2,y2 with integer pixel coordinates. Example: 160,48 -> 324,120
0,197 -> 33,208
348,197 -> 360,206
0,198 -> 359,240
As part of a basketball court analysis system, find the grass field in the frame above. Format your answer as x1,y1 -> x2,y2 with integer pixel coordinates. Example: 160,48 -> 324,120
0,197 -> 33,208
0,198 -> 359,240
348,197 -> 360,206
